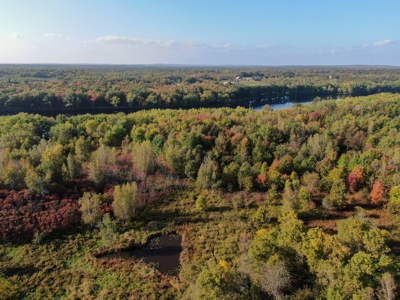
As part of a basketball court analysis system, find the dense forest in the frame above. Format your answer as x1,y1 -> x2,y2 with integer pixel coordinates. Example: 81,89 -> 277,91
1,65 -> 400,113
1,90 -> 400,299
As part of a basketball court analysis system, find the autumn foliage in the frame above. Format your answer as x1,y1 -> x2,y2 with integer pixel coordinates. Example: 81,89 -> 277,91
0,190 -> 80,242
347,166 -> 365,193
370,180 -> 385,203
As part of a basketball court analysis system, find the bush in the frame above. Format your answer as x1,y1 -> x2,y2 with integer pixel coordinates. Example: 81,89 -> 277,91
196,195 -> 208,211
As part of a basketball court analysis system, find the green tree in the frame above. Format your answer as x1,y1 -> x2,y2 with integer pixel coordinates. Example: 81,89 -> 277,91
221,162 -> 240,191
196,195 -> 208,211
79,192 -> 102,227
252,139 -> 270,163
132,141 -> 156,176
301,227 -> 327,272
110,95 -> 120,107
237,162 -> 255,191
88,144 -> 118,185
185,160 -> 199,181
25,167 -> 51,196
1,160 -> 26,189
74,135 -> 92,162
164,142 -> 188,177
196,158 -> 220,189
328,180 -> 347,208
98,214 -> 117,247
388,185 -> 400,224
112,182 -> 138,222
281,179 -> 300,213
0,273 -> 19,299
40,143 -> 64,182
64,152 -> 81,180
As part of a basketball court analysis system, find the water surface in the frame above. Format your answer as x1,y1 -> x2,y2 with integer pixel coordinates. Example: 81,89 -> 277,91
255,101 -> 314,110
98,235 -> 182,276
135,235 -> 182,275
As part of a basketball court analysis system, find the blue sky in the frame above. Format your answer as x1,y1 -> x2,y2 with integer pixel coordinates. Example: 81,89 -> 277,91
0,0 -> 399,65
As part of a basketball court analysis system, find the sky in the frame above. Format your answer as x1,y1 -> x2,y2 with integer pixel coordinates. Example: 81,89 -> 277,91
0,0 -> 399,65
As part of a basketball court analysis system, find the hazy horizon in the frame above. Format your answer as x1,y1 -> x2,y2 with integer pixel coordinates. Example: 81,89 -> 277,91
1,0 -> 399,65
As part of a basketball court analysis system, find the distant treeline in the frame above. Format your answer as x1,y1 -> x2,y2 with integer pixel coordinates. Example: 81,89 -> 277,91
1,65 -> 400,111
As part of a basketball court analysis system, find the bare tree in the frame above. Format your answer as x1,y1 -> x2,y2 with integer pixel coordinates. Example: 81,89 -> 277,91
377,273 -> 397,300
259,261 -> 291,300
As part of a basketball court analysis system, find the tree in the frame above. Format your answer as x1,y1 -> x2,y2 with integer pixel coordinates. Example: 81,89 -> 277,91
40,143 -> 65,182
281,179 -> 301,213
259,261 -> 291,300
196,158 -> 220,190
347,166 -> 364,193
277,155 -> 294,175
298,186 -> 312,209
370,180 -> 385,203
74,135 -> 92,162
98,214 -> 117,247
388,185 -> 400,210
79,192 -> 102,227
221,162 -> 240,191
88,159 -> 105,186
132,141 -> 156,176
252,206 -> 269,225
110,96 -> 120,107
164,142 -> 188,177
302,172 -> 320,194
104,124 -> 127,147
196,195 -> 208,211
1,160 -> 26,189
306,133 -> 333,161
25,167 -> 51,196
377,273 -> 397,300
252,139 -> 270,163
278,211 -> 306,249
337,216 -> 370,252
185,160 -> 199,181
0,273 -> 19,299
329,180 -> 347,208
256,162 -> 269,188
65,152 -> 81,180
237,162 -> 255,191
112,182 -> 138,222
88,144 -> 118,185
301,227 -> 326,272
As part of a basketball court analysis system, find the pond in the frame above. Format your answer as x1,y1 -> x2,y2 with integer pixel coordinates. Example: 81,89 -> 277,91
99,234 -> 182,276
251,95 -> 341,111
135,235 -> 182,275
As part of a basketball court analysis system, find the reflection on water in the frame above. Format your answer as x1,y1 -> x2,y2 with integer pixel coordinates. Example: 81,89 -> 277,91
251,95 -> 341,111
255,101 -> 314,111
135,235 -> 182,276
98,235 -> 182,276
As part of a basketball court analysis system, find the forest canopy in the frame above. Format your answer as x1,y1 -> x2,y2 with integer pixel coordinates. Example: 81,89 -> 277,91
1,65 -> 400,112
0,86 -> 400,298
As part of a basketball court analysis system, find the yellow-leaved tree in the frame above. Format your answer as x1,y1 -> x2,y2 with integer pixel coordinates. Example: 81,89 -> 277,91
112,182 -> 138,222
78,192 -> 102,227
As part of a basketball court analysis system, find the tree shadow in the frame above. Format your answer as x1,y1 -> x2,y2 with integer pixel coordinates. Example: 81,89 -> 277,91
3,265 -> 38,277
206,206 -> 231,214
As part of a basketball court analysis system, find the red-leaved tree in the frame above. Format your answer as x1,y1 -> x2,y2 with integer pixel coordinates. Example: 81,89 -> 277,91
370,180 -> 385,203
347,166 -> 364,193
